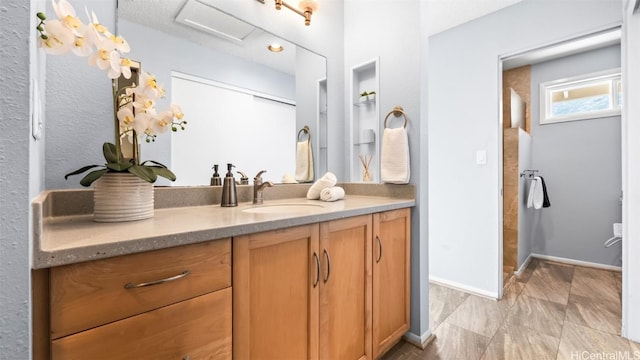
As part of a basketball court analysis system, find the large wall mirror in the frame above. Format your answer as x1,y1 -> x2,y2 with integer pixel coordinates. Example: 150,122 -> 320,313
117,0 -> 327,186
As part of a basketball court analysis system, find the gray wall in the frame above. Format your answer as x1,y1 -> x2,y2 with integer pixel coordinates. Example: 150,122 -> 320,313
530,45 -> 622,266
344,0 -> 429,341
0,0 -> 47,357
428,0 -> 622,296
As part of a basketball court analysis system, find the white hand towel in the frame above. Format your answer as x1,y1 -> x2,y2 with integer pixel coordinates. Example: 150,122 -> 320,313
320,186 -> 345,202
381,127 -> 410,184
526,178 -> 537,209
533,176 -> 544,209
295,139 -> 314,183
306,172 -> 337,199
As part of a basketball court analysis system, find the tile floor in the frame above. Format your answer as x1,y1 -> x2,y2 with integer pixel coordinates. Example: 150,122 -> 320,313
382,259 -> 640,360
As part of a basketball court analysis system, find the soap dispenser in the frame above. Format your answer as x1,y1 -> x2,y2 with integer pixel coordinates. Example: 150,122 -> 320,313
221,163 -> 238,207
210,164 -> 222,186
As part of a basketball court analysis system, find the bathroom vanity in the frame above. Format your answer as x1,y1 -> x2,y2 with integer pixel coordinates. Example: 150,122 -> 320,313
31,184 -> 414,360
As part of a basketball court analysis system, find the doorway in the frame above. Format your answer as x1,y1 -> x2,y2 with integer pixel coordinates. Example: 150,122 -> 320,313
498,26 -> 623,294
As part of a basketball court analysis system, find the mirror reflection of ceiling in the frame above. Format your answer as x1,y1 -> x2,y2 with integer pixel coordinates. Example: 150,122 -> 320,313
117,0 -> 296,75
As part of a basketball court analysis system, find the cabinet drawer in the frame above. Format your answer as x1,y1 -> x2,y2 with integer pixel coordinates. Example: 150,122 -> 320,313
52,287 -> 232,360
51,238 -> 231,339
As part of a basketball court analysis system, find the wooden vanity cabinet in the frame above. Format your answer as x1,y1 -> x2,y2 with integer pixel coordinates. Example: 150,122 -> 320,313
319,215 -> 373,360
44,238 -> 232,360
233,224 -> 320,360
372,208 -> 411,358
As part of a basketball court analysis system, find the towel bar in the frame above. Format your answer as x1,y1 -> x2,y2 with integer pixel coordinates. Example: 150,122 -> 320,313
384,106 -> 407,129
297,125 -> 311,141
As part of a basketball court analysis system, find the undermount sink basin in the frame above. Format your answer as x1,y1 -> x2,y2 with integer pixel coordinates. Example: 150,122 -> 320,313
242,203 -> 325,214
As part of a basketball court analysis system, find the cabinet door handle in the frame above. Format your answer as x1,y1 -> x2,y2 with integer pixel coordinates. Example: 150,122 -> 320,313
312,252 -> 320,288
124,270 -> 191,289
323,249 -> 331,283
376,235 -> 383,263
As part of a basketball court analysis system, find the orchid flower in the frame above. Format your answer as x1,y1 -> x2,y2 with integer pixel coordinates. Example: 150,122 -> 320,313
52,0 -> 84,36
132,96 -> 156,115
88,38 -> 120,77
39,19 -> 74,55
136,72 -> 163,99
170,104 -> 184,121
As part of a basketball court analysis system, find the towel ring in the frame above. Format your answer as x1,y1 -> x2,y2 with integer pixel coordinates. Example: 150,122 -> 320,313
297,126 -> 311,141
384,106 -> 407,129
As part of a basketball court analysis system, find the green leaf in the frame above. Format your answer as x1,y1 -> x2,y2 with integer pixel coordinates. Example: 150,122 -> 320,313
64,165 -> 104,180
140,160 -> 169,168
149,166 -> 176,181
79,169 -> 109,187
106,162 -> 132,171
128,165 -> 157,183
102,142 -> 119,163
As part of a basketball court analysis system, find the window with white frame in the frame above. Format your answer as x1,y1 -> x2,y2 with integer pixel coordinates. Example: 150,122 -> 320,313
539,69 -> 622,124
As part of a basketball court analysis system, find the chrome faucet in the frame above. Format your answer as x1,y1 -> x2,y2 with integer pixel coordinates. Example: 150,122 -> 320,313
253,170 -> 274,205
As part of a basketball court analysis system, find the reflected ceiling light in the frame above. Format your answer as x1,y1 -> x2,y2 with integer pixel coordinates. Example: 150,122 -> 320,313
268,43 -> 284,52
257,0 -> 318,26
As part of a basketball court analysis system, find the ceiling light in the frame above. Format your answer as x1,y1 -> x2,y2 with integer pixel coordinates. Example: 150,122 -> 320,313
268,43 -> 284,52
257,0 -> 318,26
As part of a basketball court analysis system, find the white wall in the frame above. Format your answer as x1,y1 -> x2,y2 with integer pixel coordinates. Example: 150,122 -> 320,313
530,45 -> 622,267
171,76 -> 296,185
345,0 -> 430,343
428,0 -> 622,297
622,0 -> 640,342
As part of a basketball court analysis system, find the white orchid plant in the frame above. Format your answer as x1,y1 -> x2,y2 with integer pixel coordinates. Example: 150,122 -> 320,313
36,0 -> 187,186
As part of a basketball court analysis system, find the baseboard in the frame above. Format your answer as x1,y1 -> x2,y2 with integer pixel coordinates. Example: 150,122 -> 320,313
403,330 -> 434,350
429,275 -> 499,299
515,254 -> 533,277
531,253 -> 622,272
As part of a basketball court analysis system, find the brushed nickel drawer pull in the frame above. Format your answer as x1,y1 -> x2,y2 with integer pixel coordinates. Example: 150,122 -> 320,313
323,249 -> 331,283
376,235 -> 383,263
312,252 -> 320,288
124,270 -> 191,289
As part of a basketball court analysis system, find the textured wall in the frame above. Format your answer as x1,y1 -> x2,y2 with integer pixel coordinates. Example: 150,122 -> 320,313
0,0 -> 35,357
530,45 -> 622,266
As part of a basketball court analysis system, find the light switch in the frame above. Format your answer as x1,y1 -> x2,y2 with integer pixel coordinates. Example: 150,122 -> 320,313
476,150 -> 487,165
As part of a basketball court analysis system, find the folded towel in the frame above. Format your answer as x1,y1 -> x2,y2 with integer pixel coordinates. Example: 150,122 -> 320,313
306,172 -> 337,199
539,176 -> 551,208
320,186 -> 345,202
533,176 -> 544,209
526,178 -> 537,209
381,127 -> 410,184
295,139 -> 314,183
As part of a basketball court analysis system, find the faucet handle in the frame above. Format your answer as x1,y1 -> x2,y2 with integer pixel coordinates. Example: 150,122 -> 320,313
254,170 -> 267,181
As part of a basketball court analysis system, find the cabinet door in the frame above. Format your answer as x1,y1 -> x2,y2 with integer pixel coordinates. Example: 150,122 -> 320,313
319,215 -> 372,360
52,288 -> 232,360
372,209 -> 411,358
233,224 -> 320,360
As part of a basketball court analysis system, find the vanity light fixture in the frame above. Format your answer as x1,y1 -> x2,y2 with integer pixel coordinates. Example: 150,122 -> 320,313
268,43 -> 284,52
257,0 -> 318,26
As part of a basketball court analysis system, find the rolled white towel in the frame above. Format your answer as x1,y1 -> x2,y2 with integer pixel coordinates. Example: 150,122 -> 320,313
306,172 -> 337,199
320,187 -> 345,202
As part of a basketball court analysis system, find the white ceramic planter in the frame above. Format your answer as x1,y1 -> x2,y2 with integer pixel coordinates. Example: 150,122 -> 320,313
93,172 -> 154,222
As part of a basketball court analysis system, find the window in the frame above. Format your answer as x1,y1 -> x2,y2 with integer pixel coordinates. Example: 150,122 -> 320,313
540,69 -> 621,124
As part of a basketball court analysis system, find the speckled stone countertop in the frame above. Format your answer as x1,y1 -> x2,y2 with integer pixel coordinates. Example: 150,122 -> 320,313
32,183 -> 415,269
